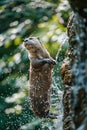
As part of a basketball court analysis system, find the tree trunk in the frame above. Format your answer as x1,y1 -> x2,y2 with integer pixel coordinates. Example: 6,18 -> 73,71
61,0 -> 87,129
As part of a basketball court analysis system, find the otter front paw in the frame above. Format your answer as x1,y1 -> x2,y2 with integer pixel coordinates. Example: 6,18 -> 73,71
51,59 -> 56,65
43,59 -> 56,65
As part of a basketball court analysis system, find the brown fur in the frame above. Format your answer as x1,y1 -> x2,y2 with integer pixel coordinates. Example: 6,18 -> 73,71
23,37 -> 56,118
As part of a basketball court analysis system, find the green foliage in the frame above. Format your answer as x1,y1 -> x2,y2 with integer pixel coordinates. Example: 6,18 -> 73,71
0,0 -> 70,129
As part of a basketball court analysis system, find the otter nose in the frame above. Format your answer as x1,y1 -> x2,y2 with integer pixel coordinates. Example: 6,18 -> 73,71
23,38 -> 28,42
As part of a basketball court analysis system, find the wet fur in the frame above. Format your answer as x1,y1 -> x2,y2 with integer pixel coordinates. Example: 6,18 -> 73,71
24,37 -> 56,118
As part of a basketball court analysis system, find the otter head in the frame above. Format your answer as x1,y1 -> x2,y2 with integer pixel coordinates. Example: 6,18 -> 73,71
23,37 -> 43,54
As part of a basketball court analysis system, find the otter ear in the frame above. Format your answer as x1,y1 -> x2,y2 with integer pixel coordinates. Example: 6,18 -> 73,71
37,37 -> 42,45
37,37 -> 40,40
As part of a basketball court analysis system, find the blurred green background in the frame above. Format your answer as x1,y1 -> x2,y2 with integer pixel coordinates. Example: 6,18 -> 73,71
0,0 -> 71,129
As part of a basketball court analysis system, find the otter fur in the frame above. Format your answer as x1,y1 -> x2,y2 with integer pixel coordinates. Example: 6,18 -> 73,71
23,37 -> 56,119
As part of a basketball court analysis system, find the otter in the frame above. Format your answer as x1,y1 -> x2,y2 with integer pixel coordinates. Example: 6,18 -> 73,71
23,37 -> 57,119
